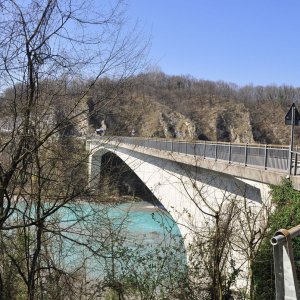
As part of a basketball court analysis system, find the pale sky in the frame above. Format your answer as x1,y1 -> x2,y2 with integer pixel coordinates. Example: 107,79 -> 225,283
127,0 -> 300,87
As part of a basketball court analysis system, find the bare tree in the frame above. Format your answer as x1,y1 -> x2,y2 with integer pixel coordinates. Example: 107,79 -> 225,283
0,0 -> 146,226
0,0 -> 147,298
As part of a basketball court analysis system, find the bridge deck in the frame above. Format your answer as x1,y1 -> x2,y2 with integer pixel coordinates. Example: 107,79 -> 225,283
87,136 -> 300,190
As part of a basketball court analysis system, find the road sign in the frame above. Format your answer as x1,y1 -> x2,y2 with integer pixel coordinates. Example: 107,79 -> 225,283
285,103 -> 300,126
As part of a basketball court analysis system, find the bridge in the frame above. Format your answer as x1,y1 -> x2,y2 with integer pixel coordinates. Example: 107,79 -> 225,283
86,136 -> 300,290
87,136 -> 300,189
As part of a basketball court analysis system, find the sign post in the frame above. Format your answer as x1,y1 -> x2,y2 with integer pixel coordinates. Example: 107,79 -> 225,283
285,103 -> 300,175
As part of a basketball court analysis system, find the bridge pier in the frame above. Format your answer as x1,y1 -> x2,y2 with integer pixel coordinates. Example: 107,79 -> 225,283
88,148 -> 108,189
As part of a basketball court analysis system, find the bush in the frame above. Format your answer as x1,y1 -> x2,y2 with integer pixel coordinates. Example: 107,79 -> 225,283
254,179 -> 300,299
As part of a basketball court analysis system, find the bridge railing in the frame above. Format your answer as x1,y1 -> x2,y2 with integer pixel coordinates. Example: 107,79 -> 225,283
94,136 -> 300,174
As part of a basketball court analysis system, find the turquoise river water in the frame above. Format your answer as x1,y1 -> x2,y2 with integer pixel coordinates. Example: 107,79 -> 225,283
55,199 -> 186,278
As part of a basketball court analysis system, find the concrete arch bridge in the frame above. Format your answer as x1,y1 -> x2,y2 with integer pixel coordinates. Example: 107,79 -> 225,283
86,136 -> 300,287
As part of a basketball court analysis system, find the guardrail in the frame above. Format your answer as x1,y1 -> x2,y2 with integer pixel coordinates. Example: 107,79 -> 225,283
94,136 -> 300,174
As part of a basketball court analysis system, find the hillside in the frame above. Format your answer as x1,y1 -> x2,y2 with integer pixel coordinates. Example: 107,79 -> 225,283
1,72 -> 296,145
85,72 -> 299,145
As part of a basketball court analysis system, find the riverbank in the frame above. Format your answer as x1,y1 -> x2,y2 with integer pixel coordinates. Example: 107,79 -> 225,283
82,190 -> 166,210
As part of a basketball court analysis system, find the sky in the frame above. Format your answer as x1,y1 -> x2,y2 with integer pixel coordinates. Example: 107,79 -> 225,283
127,0 -> 300,87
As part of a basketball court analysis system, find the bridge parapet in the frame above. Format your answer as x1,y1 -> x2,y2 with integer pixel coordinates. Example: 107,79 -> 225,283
119,137 -> 290,171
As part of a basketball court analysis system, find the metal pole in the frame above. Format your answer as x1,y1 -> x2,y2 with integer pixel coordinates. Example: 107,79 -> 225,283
264,144 -> 268,170
289,105 -> 295,175
294,153 -> 298,176
244,143 -> 248,166
215,143 -> 218,160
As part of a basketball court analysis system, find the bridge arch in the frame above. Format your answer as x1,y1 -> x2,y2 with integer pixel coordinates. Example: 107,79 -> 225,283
92,150 -> 161,203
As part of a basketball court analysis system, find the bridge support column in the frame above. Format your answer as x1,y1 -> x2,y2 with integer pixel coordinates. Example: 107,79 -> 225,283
88,149 -> 107,189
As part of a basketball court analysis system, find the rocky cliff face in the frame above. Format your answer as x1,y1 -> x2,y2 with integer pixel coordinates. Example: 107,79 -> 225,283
74,74 -> 298,145
138,109 -> 196,139
248,101 -> 290,144
85,84 -> 256,142
187,100 -> 254,143
159,111 -> 196,139
87,90 -> 197,140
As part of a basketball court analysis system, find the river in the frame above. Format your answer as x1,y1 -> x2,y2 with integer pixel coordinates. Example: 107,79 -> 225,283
54,199 -> 187,279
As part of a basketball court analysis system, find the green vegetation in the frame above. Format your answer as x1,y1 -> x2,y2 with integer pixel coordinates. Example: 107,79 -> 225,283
254,179 -> 300,299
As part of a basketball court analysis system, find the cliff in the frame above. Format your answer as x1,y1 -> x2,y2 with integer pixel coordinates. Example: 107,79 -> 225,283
71,72 -> 299,145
